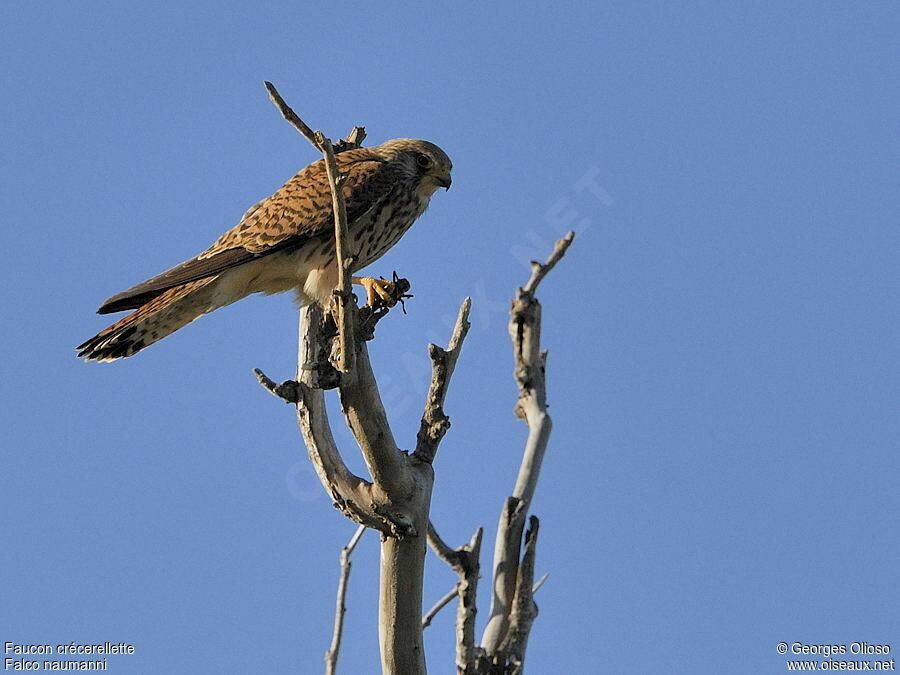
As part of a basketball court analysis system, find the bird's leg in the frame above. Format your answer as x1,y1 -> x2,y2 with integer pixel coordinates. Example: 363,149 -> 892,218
352,276 -> 396,307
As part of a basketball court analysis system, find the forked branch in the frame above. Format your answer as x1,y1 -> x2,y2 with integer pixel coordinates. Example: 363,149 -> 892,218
423,524 -> 485,673
264,81 -> 366,153
497,516 -> 540,674
481,232 -> 574,657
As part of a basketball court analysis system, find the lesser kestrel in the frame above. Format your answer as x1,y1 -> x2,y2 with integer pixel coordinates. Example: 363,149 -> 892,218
77,139 -> 452,361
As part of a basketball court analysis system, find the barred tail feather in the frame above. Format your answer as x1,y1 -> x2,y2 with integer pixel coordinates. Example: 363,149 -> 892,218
77,278 -> 218,362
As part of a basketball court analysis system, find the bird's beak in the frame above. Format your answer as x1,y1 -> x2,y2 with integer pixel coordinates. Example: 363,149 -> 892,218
436,174 -> 452,190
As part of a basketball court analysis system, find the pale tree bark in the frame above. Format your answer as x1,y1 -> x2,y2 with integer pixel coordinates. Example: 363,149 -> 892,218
255,82 -> 575,675
422,232 -> 573,675
326,525 -> 366,675
260,297 -> 470,673
481,233 -> 574,661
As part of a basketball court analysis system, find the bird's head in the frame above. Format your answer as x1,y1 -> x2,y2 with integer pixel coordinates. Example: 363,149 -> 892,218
378,139 -> 453,195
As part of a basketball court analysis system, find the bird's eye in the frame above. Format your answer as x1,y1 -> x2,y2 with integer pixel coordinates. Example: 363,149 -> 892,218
416,154 -> 431,169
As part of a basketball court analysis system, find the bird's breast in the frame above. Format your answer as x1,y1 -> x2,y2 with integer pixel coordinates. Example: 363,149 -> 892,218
350,190 -> 427,270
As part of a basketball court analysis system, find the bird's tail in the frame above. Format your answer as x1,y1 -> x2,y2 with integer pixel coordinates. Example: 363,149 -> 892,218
77,278 -> 218,362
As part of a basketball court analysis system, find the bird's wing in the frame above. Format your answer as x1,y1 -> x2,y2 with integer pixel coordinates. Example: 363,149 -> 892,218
97,148 -> 399,314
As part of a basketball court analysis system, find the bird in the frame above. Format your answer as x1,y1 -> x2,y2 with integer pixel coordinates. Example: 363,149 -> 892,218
77,138 -> 452,362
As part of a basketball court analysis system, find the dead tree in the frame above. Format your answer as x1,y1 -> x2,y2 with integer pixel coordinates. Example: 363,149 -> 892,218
255,83 -> 574,675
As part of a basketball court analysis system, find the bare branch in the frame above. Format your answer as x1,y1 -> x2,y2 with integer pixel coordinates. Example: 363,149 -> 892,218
338,338 -> 412,501
521,230 -> 575,296
455,528 -> 484,675
333,126 -> 367,153
333,311 -> 436,674
296,298 -> 428,670
423,525 -> 486,671
264,80 -> 365,154
499,516 -> 540,674
253,368 -> 299,404
422,585 -> 458,630
325,525 -> 367,675
482,496 -> 526,654
263,80 -> 320,148
292,375 -> 382,530
415,297 -> 472,463
290,305 -> 398,535
364,293 -> 474,671
427,520 -> 463,570
482,233 -> 574,654
316,131 -> 355,373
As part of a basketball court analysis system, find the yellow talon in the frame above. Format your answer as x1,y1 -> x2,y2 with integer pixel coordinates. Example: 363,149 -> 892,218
352,276 -> 395,307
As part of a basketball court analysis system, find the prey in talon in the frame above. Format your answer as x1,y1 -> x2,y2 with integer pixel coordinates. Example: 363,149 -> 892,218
352,272 -> 414,312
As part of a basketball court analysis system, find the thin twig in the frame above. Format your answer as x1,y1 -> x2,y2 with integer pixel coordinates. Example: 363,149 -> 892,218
422,585 -> 459,629
521,231 -> 575,296
264,81 -> 319,147
264,81 -> 356,373
265,80 -> 365,154
316,132 -> 355,373
532,573 -> 549,594
325,525 -> 367,675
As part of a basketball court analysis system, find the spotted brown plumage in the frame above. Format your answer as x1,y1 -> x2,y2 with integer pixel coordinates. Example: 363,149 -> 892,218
77,138 -> 452,362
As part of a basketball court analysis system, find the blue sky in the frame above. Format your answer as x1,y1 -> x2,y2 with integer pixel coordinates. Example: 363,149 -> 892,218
2,2 -> 898,673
